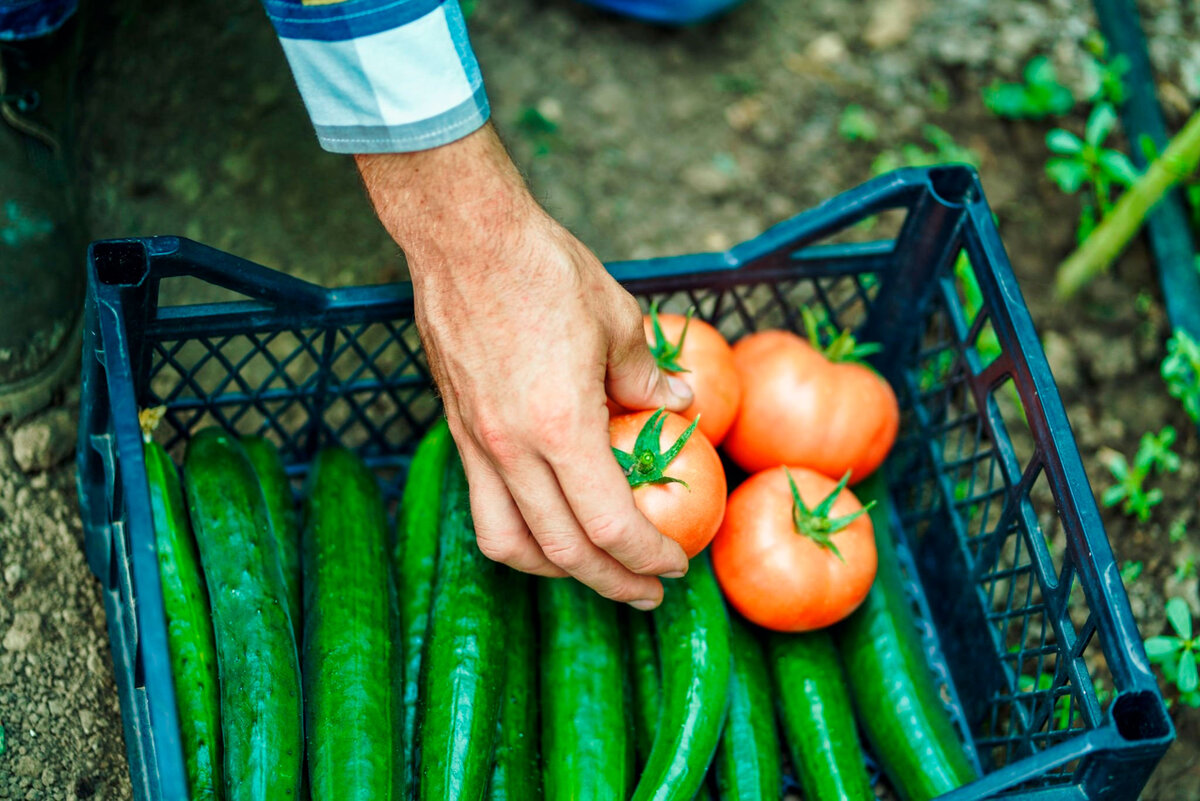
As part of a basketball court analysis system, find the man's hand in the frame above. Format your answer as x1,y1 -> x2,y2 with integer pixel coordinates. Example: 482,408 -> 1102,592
356,125 -> 692,608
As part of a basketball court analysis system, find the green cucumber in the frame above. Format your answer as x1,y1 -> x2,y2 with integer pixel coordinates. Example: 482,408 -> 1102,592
183,428 -> 302,800
486,574 -> 540,800
417,452 -> 507,801
539,578 -> 630,799
239,435 -> 302,644
394,418 -> 453,795
632,555 -> 732,801
303,447 -> 400,799
713,614 -> 780,800
835,474 -> 978,801
769,630 -> 872,801
144,439 -> 221,801
626,607 -> 661,768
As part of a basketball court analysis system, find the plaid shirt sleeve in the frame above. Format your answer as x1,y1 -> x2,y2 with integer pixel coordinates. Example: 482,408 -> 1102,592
262,0 -> 489,154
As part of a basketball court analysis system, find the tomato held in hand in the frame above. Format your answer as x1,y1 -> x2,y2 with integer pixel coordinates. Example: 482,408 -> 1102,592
723,320 -> 898,482
610,408 -> 727,558
711,466 -> 877,632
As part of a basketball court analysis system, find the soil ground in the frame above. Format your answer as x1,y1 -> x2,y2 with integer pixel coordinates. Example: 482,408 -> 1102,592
1,0 -> 1198,797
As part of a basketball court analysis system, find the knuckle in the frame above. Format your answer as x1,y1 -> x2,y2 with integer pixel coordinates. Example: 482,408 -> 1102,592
538,535 -> 588,573
475,532 -> 521,565
473,419 -> 520,467
582,511 -> 633,551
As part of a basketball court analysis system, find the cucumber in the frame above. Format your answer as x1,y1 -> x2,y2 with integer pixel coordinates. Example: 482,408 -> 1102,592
417,452 -> 508,801
626,607 -> 661,768
303,447 -> 399,800
239,435 -> 302,644
769,630 -> 872,801
183,428 -> 302,800
144,439 -> 221,801
539,578 -> 630,799
486,574 -> 540,800
632,555 -> 732,801
394,418 -> 453,794
835,474 -> 978,801
713,614 -> 780,800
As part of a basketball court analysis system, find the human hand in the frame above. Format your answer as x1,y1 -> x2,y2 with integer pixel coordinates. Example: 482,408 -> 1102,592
356,125 -> 692,608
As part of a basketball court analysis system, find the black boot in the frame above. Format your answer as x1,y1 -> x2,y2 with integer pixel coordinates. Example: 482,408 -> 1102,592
0,21 -> 85,420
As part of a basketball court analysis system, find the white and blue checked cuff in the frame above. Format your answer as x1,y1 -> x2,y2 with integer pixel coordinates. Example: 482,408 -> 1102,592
264,0 -> 490,154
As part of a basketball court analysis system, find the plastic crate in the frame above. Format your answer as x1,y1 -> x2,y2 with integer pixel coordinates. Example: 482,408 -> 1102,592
77,166 -> 1173,800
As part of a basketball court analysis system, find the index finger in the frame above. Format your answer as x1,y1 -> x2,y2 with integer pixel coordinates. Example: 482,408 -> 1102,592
545,425 -> 689,578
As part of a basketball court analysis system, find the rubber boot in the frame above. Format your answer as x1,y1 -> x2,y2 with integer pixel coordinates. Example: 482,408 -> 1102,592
0,20 -> 85,420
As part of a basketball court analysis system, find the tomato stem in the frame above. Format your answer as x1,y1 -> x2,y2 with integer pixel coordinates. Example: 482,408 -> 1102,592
648,301 -> 694,374
786,468 -> 875,562
612,408 -> 699,489
801,307 -> 882,364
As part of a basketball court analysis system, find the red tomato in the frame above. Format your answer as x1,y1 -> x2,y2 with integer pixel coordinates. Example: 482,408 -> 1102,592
641,312 -> 741,446
610,409 -> 727,558
723,329 -> 898,482
711,466 -> 877,631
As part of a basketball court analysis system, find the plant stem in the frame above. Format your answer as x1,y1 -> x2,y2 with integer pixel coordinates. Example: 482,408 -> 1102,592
1056,108 -> 1200,298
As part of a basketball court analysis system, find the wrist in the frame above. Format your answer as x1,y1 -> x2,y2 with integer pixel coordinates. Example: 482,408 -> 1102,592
355,124 -> 540,269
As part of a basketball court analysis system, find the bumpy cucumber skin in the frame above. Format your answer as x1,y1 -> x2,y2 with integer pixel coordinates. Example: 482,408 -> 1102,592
145,440 -> 222,801
486,574 -> 540,801
302,447 -> 399,800
836,474 -> 978,801
769,630 -> 873,801
417,453 -> 507,801
632,555 -> 732,801
239,435 -> 302,644
183,428 -> 302,801
714,614 -> 780,801
538,578 -> 631,800
394,419 -> 453,796
626,607 -> 662,768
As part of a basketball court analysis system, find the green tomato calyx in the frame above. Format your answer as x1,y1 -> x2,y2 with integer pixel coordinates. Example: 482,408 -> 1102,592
613,408 -> 699,489
786,467 -> 875,562
647,300 -> 694,374
802,306 -> 882,364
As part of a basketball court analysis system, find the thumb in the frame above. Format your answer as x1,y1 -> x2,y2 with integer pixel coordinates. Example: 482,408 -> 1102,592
606,339 -> 694,414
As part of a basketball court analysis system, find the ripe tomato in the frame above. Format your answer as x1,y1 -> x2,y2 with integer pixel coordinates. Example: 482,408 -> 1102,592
641,309 -> 741,446
610,408 -> 727,558
711,466 -> 877,632
723,328 -> 898,482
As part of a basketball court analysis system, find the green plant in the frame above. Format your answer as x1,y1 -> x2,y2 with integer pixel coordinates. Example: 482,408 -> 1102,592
1018,673 -> 1075,730
871,125 -> 982,176
1174,555 -> 1197,584
714,74 -> 761,95
983,56 -> 1075,119
1082,32 -> 1130,107
838,105 -> 879,143
516,107 -> 561,156
461,0 -> 477,16
1144,598 -> 1200,707
1170,517 -> 1188,544
1056,108 -> 1200,296
1045,104 -> 1140,244
1120,560 -> 1144,583
1101,426 -> 1179,522
1163,328 -> 1200,425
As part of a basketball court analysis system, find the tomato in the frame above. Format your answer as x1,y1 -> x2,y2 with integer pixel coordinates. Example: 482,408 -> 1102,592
711,466 -> 877,631
642,309 -> 741,446
723,328 -> 898,482
610,408 -> 727,558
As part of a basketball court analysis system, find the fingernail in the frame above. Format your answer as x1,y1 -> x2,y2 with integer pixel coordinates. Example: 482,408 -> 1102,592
662,570 -> 686,579
666,375 -> 693,402
629,599 -> 659,611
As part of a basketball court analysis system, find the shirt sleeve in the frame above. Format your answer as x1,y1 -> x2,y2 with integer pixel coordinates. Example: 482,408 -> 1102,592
262,0 -> 490,154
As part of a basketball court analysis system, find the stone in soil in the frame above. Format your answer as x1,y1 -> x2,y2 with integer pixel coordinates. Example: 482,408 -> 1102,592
10,407 -> 78,473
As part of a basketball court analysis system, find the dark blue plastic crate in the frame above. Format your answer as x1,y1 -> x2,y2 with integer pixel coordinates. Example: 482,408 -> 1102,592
77,166 -> 1173,800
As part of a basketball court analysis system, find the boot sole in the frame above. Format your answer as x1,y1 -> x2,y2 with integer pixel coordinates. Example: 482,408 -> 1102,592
0,308 -> 83,423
